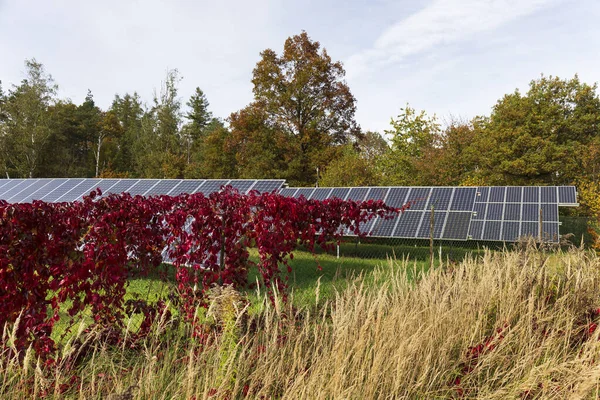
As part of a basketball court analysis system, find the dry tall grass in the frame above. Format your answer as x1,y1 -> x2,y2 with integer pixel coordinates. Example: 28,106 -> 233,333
2,246 -> 600,399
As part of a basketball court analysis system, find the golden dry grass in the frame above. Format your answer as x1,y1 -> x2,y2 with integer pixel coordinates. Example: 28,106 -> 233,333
2,245 -> 600,399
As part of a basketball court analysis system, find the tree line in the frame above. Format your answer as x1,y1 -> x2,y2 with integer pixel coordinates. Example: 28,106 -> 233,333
1,31 -> 599,191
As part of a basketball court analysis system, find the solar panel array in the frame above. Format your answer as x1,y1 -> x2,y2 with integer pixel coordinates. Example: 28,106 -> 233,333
279,186 -> 578,243
0,178 -> 286,203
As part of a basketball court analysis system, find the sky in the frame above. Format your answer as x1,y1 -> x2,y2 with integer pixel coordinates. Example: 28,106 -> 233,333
1,0 -> 599,133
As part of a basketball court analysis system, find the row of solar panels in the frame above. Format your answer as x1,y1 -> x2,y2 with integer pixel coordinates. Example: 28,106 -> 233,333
0,179 -> 578,243
279,186 -> 578,242
0,178 -> 286,203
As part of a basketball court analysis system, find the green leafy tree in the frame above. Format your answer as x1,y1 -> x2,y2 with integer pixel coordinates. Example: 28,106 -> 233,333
110,92 -> 144,175
186,119 -> 238,179
320,143 -> 381,187
228,103 -> 293,179
133,69 -> 185,178
379,105 -> 441,185
480,75 -> 600,185
41,100 -> 86,177
182,87 -> 213,165
2,59 -> 57,178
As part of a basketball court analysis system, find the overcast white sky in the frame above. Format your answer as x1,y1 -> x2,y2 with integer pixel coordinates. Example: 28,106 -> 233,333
1,0 -> 599,133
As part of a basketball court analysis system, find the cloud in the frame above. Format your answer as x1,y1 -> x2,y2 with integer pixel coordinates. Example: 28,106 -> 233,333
345,0 -> 560,78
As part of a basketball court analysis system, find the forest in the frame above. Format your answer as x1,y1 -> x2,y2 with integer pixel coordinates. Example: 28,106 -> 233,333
1,32 -> 600,233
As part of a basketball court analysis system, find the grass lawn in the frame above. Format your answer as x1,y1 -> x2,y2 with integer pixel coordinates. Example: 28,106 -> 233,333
126,245 -> 434,310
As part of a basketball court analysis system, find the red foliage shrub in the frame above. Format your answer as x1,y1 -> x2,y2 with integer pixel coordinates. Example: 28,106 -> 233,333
0,186 -> 401,360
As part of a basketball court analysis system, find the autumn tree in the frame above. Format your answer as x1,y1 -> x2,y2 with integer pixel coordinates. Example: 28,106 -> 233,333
232,31 -> 360,185
228,103 -> 293,179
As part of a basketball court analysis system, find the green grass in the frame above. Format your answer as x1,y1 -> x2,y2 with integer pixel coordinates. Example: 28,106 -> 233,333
246,248 -> 430,308
50,244 -> 466,343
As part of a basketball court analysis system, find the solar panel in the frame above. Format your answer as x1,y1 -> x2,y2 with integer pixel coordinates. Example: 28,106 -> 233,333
196,180 -> 230,195
55,179 -> 102,202
426,188 -> 453,210
504,203 -> 521,221
127,180 -> 160,196
228,180 -> 256,194
329,187 -> 350,200
346,187 -> 369,201
473,203 -> 486,219
169,180 -> 205,196
358,187 -> 389,233
449,187 -> 477,211
543,222 -> 559,241
489,187 -> 506,202
278,188 -> 298,197
104,179 -> 139,196
393,211 -> 423,238
1,180 -> 578,243
417,211 -> 445,238
0,179 -> 33,200
541,203 -> 558,221
521,222 -> 539,237
482,221 -> 501,241
541,186 -> 557,203
29,179 -> 68,201
476,187 -> 490,202
144,180 -> 181,196
486,203 -> 503,220
523,187 -> 539,203
251,180 -> 286,193
0,179 -> 14,192
0,179 -> 24,198
558,186 -> 577,205
311,188 -> 333,200
522,204 -> 540,221
42,179 -> 86,202
502,221 -> 520,241
371,214 -> 400,237
505,187 -> 522,202
386,188 -> 410,208
406,187 -> 431,210
469,220 -> 484,240
5,179 -> 41,202
80,179 -> 120,200
442,212 -> 472,240
15,179 -> 57,203
294,188 -> 315,199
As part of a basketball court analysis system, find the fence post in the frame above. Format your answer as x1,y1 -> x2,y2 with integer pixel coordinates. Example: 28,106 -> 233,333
430,205 -> 434,270
538,206 -> 543,243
